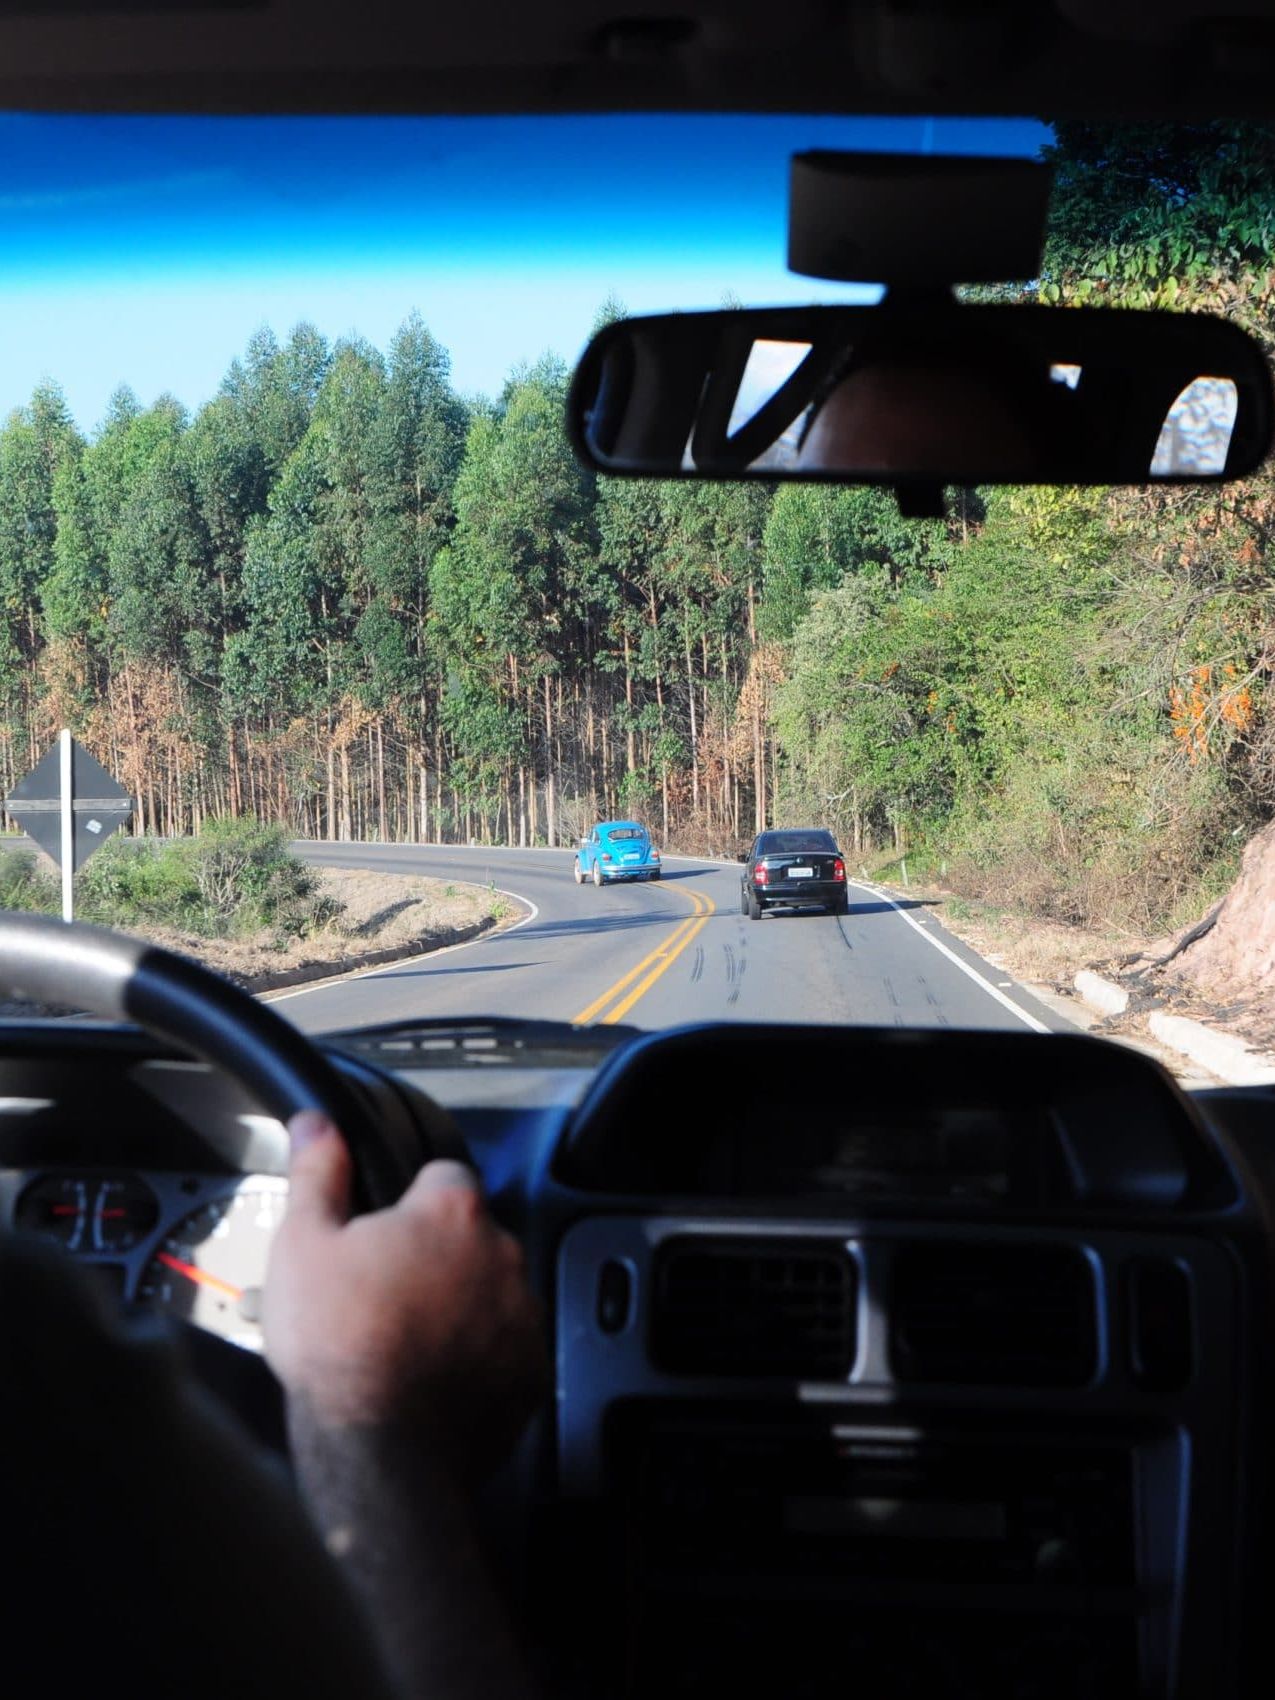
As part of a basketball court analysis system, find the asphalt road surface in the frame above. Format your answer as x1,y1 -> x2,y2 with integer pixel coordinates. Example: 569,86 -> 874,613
278,842 -> 1073,1038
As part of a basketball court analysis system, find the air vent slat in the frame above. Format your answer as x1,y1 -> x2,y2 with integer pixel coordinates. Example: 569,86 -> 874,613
650,1239 -> 856,1378
891,1244 -> 1097,1388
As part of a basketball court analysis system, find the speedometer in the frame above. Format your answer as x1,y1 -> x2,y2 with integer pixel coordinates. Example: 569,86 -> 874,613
138,1178 -> 287,1352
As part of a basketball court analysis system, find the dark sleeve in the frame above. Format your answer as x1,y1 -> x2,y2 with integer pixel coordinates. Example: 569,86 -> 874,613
0,1232 -> 399,1700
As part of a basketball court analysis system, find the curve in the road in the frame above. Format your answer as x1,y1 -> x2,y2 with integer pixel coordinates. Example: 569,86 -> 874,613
280,841 -> 1072,1040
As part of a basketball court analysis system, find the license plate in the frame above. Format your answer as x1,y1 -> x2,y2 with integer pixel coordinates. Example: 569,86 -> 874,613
623,852 -> 639,861
789,866 -> 814,878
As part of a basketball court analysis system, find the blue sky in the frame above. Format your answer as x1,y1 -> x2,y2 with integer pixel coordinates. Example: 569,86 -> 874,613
0,113 -> 1050,432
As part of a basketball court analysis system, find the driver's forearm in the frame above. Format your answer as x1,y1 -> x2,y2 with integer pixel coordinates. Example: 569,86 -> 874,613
287,1400 -> 535,1700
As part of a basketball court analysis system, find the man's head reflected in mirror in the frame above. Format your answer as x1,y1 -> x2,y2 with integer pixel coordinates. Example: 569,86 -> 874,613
795,331 -> 1078,482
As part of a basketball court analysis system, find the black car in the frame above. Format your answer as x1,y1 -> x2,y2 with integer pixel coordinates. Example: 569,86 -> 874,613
740,828 -> 848,919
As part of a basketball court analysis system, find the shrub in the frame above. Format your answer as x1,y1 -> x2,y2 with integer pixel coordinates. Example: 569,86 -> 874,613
0,847 -> 58,915
186,817 -> 340,941
73,818 -> 341,944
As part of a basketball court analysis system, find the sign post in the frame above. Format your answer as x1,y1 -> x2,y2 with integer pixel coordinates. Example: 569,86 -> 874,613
59,729 -> 73,922
4,732 -> 134,924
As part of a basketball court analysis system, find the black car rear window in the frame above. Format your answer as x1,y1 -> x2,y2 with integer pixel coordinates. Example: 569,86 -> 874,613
757,831 -> 836,855
607,827 -> 645,841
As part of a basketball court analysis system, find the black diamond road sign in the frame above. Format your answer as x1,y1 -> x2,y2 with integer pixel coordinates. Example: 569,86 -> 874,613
5,739 -> 133,871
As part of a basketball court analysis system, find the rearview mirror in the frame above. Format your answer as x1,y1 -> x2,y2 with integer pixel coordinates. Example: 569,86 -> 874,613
568,304 -> 1272,492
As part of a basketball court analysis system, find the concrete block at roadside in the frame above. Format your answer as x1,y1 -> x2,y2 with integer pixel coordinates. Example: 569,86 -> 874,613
1074,970 -> 1130,1018
1148,1012 -> 1275,1088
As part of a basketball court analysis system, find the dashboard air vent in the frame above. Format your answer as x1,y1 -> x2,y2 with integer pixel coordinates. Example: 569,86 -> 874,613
892,1243 -> 1097,1387
650,1237 -> 856,1378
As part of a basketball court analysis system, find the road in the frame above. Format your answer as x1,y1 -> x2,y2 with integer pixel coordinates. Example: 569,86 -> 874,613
277,842 -> 1072,1038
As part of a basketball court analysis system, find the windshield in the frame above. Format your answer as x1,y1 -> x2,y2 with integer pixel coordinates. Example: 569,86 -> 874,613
0,113 -> 1270,1058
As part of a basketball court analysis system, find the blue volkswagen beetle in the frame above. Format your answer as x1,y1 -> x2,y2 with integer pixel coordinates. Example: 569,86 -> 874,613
574,820 -> 662,885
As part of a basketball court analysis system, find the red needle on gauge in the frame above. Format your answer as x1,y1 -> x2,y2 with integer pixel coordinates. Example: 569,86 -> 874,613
155,1252 -> 243,1302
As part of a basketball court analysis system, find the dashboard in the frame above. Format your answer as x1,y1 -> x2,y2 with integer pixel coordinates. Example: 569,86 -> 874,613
2,1014 -> 1274,1699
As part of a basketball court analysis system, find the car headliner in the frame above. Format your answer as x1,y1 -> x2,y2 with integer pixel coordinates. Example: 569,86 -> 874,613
0,1 -> 1272,121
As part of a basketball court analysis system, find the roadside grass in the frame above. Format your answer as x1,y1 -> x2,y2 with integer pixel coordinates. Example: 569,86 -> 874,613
0,818 -> 342,947
486,882 -> 514,921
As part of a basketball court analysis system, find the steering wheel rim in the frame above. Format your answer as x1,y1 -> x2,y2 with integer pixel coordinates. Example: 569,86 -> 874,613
0,911 -> 427,1209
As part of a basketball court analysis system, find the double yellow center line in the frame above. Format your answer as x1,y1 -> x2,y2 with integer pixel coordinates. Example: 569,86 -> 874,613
572,883 -> 716,1025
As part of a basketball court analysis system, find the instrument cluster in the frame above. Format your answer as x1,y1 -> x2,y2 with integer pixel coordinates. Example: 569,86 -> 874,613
4,1168 -> 287,1351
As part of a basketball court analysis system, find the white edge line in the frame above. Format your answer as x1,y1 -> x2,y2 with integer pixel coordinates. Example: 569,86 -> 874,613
262,886 -> 540,1004
848,878 -> 1052,1035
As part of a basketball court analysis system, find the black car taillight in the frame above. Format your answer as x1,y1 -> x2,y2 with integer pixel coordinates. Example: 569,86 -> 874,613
754,864 -> 769,884
833,858 -> 846,880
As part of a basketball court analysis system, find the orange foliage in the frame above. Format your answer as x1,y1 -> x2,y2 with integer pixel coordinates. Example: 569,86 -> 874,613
1169,662 -> 1254,763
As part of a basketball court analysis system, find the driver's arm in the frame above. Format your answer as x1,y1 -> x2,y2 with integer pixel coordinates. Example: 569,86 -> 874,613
264,1112 -> 547,1700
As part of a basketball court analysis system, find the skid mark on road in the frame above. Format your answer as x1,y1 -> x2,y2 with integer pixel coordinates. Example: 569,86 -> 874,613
723,941 -> 746,1006
847,878 -> 1051,1034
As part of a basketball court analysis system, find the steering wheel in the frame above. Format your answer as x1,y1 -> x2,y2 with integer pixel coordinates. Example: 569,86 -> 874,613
0,910 -> 464,1202
0,912 -> 464,1443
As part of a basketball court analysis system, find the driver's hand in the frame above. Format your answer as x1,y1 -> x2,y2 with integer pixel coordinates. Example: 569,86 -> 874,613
263,1113 -> 546,1475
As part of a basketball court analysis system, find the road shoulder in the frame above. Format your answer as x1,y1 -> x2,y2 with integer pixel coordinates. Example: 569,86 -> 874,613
897,883 -> 1263,1088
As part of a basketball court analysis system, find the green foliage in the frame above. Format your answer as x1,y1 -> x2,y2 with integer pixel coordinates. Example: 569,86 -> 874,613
1044,123 -> 1275,291
73,819 -> 339,944
772,473 -> 1272,928
0,848 -> 58,915
760,484 -> 957,640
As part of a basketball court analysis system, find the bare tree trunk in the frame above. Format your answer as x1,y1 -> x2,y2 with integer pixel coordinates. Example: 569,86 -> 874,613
543,673 -> 557,847
434,724 -> 444,842
747,579 -> 765,834
685,628 -> 699,815
376,718 -> 387,841
623,628 -> 636,775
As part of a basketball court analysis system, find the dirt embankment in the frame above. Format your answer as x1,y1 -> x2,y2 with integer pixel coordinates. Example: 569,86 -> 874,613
912,820 -> 1275,1060
1116,819 -> 1275,1051
0,867 -> 519,1015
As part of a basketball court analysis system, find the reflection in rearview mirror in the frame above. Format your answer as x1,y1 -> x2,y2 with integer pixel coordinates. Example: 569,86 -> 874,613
568,304 -> 1272,492
723,339 -> 814,468
1150,377 -> 1239,476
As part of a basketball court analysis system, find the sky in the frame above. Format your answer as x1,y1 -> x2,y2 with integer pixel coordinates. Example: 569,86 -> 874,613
0,113 -> 1051,433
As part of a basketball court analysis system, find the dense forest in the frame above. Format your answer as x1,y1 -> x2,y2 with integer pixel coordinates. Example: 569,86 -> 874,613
3,122 -> 1275,933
